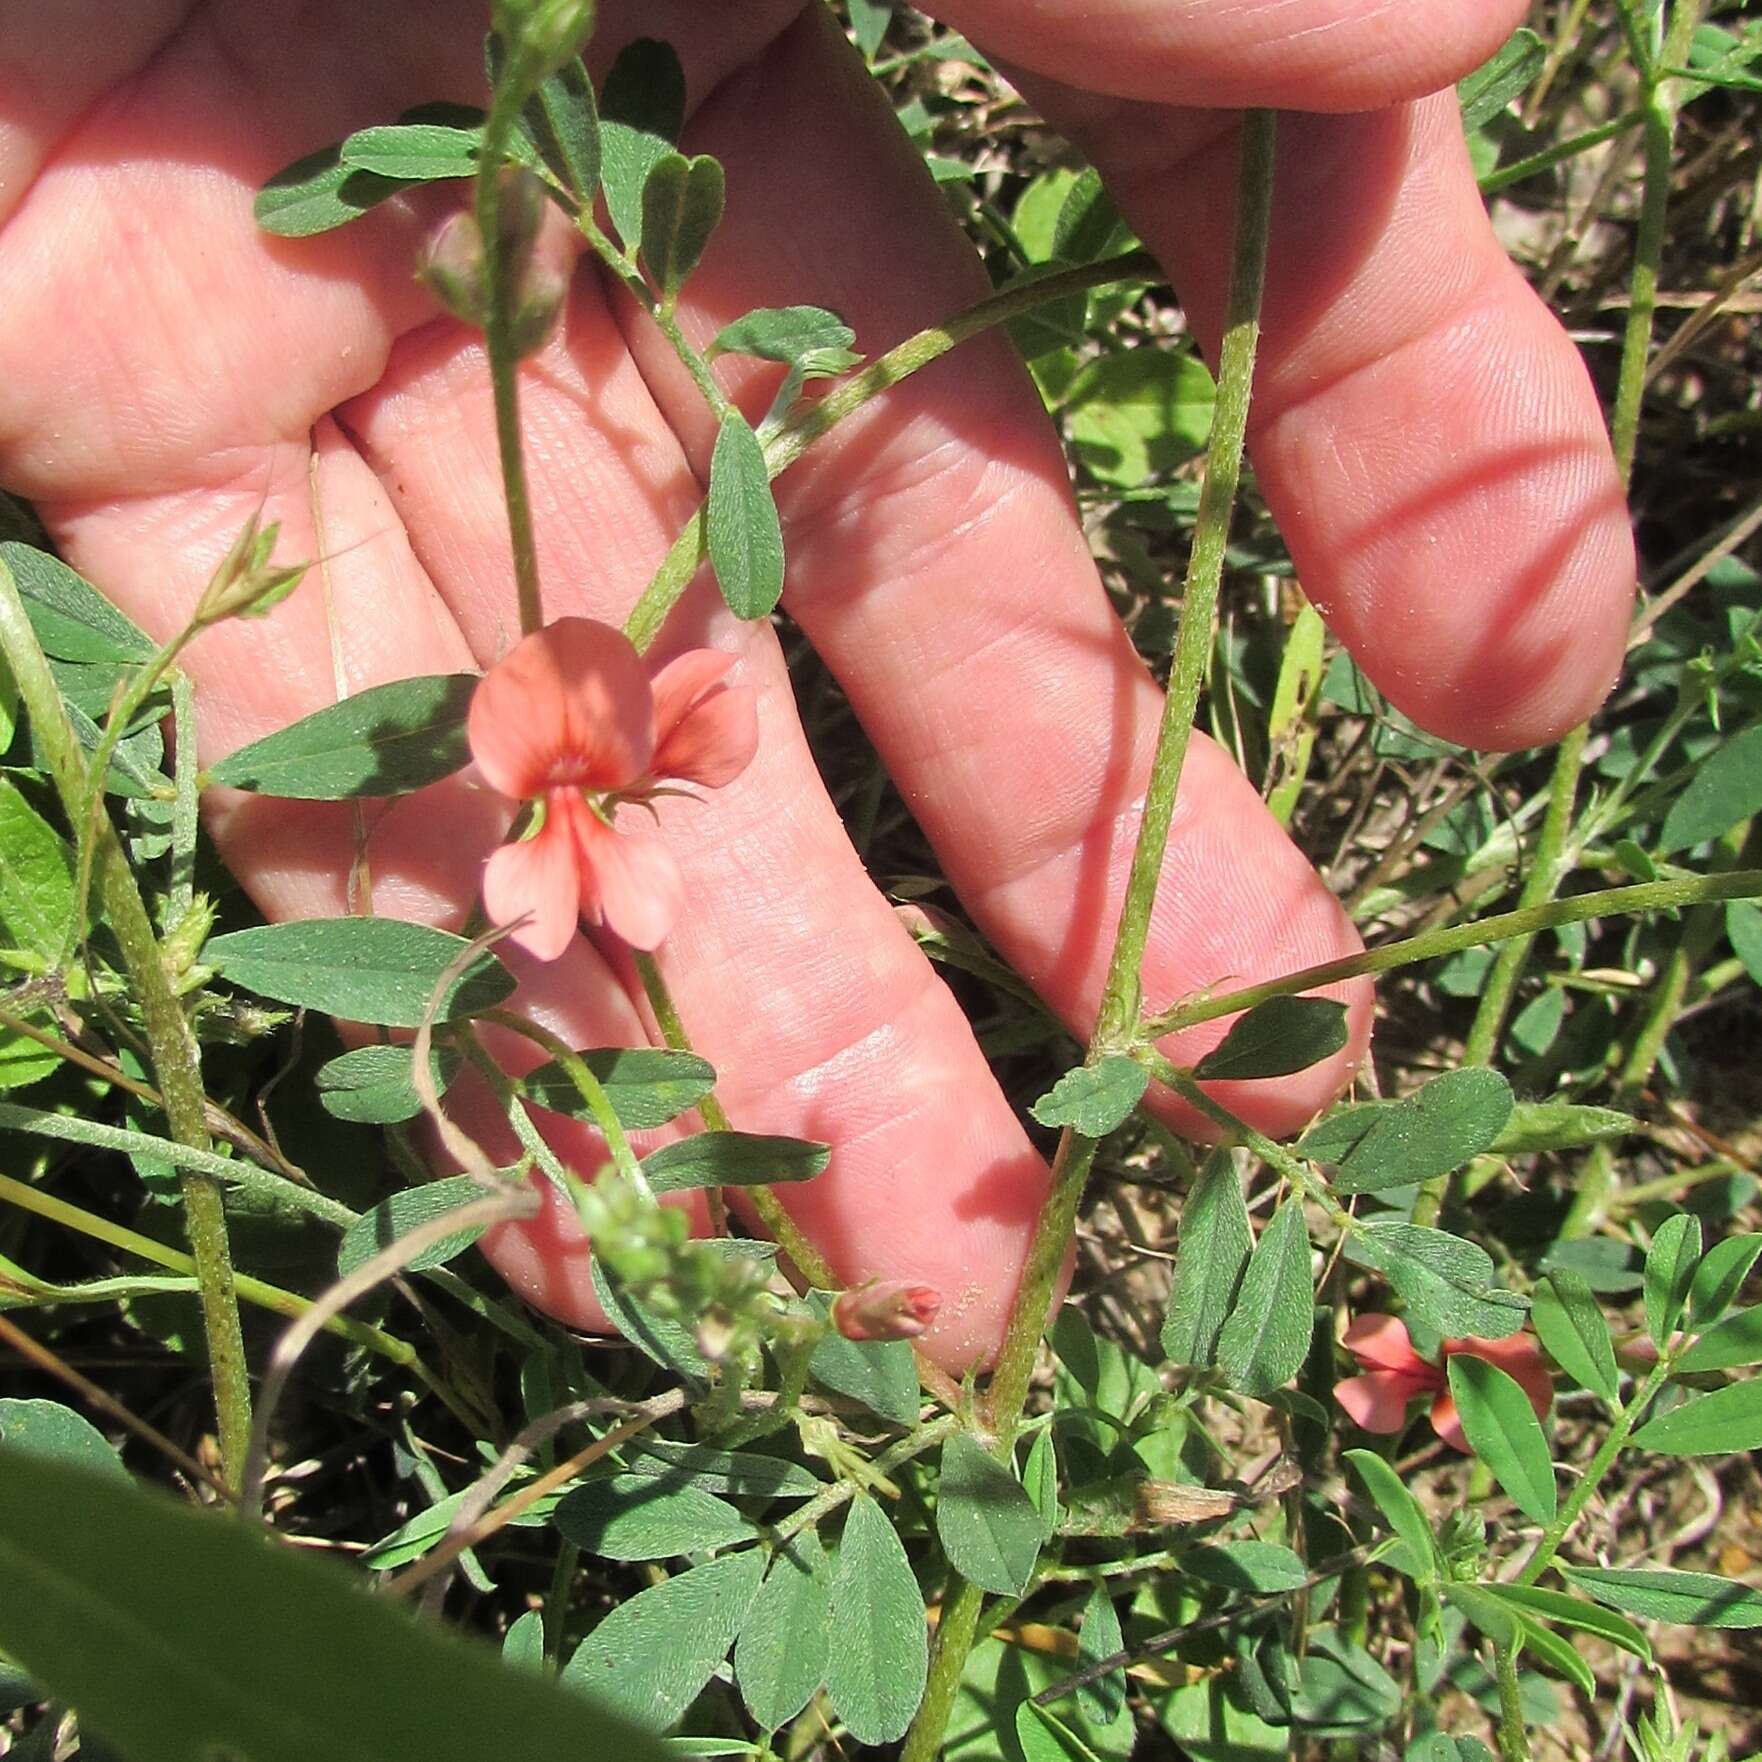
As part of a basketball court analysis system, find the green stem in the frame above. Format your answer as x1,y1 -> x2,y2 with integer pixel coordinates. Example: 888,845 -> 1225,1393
0,558 -> 252,1485
476,66 -> 545,638
1140,868 -> 1762,1039
620,250 -> 1158,656
1514,1355 -> 1672,1586
1494,1639 -> 1531,1762
902,112 -> 1279,1762
1478,111 -> 1645,196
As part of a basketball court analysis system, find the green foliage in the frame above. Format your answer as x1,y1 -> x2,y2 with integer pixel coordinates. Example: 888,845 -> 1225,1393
1306,1069 -> 1515,1193
1566,1565 -> 1762,1628
1191,995 -> 1348,1081
1531,1270 -> 1621,1404
641,152 -> 726,299
707,411 -> 786,619
1160,1149 -> 1251,1368
735,1531 -> 833,1730
552,1475 -> 758,1560
1631,1378 -> 1762,1455
1064,350 -> 1214,489
335,1175 -> 495,1276
1348,1223 -> 1528,1339
1644,1212 -> 1702,1346
1030,1054 -> 1148,1135
805,1292 -> 921,1424
315,1041 -> 461,1125
1658,723 -> 1762,853
519,1046 -> 717,1128
640,1130 -> 831,1193
825,1497 -> 928,1744
936,1433 -> 1043,1595
1215,1202 -> 1313,1398
1345,1449 -> 1438,1582
1447,1356 -> 1557,1524
0,1449 -> 663,1762
0,1400 -> 126,1480
1458,28 -> 1547,132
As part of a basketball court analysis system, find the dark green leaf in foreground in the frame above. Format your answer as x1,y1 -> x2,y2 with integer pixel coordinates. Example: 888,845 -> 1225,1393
253,144 -> 413,237
1183,1540 -> 1309,1594
734,1531 -> 832,1731
611,1438 -> 823,1501
708,305 -> 859,376
1348,1221 -> 1528,1339
0,1401 -> 126,1482
1676,1306 -> 1762,1374
640,1131 -> 829,1195
205,918 -> 514,1027
1326,1068 -> 1514,1195
1192,996 -> 1349,1082
1484,1583 -> 1652,1664
936,1434 -> 1043,1596
521,1046 -> 715,1129
1064,348 -> 1214,490
1566,1565 -> 1762,1628
640,152 -> 725,299
1631,1378 -> 1762,1456
1160,1149 -> 1251,1369
1017,1703 -> 1104,1762
1215,1202 -> 1313,1398
824,1497 -> 928,1745
1487,1100 -> 1636,1156
1659,723 -> 1762,853
207,674 -> 476,799
563,1548 -> 765,1731
339,123 -> 480,181
0,1448 -> 666,1762
1075,1581 -> 1126,1725
336,1175 -> 495,1277
1447,1356 -> 1556,1524
597,39 -> 686,249
1030,1055 -> 1148,1136
1344,1449 -> 1437,1582
707,411 -> 785,620
0,778 -> 74,959
1458,27 -> 1546,132
807,1292 -> 920,1425
526,60 -> 601,200
1531,1270 -> 1619,1404
314,1041 -> 461,1126
1691,1231 -> 1762,1322
1644,1212 -> 1702,1347
552,1475 -> 757,1561
1,541 -> 153,663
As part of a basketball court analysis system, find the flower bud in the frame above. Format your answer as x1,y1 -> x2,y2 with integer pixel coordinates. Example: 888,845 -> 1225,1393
832,1279 -> 940,1343
418,213 -> 487,326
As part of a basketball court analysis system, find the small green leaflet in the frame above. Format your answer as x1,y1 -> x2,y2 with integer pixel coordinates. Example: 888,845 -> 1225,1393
1017,1704 -> 1104,1762
1183,1541 -> 1309,1594
1659,724 -> 1762,853
1488,1101 -> 1635,1156
806,1291 -> 920,1424
935,1434 -> 1043,1596
1566,1564 -> 1762,1628
1344,1450 -> 1437,1583
0,1400 -> 127,1482
1728,900 -> 1762,986
1074,1582 -> 1125,1725
1064,349 -> 1214,490
525,59 -> 601,201
1458,27 -> 1546,132
708,306 -> 859,377
1022,1428 -> 1060,1541
1676,1306 -> 1762,1374
1643,1212 -> 1702,1347
339,123 -> 480,181
315,1042 -> 460,1126
1030,1055 -> 1147,1136
1446,1356 -> 1556,1525
205,918 -> 515,1028
597,38 -> 686,250
1484,1583 -> 1652,1664
1315,1069 -> 1514,1195
824,1498 -> 927,1745
1160,1149 -> 1251,1369
563,1549 -> 765,1730
847,0 -> 892,60
254,144 -> 413,238
640,1131 -> 830,1195
1530,1270 -> 1619,1404
551,1475 -> 757,1561
610,1438 -> 823,1501
1690,1232 -> 1762,1321
336,1175 -> 494,1277
707,412 -> 785,620
502,1611 -> 544,1673
1,542 -> 153,663
207,675 -> 477,799
1215,1203 -> 1313,1398
0,779 -> 74,959
0,1449 -> 665,1762
520,1046 -> 715,1130
1192,996 -> 1348,1082
640,153 -> 725,299
1347,1222 -> 1528,1339
1631,1378 -> 1762,1456
735,1531 -> 832,1731
1442,1582 -> 1519,1649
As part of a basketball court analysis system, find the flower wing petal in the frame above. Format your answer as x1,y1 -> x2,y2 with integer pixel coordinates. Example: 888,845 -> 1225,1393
1342,1313 -> 1426,1375
650,649 -> 758,789
482,817 -> 583,962
576,813 -> 685,951
1335,1371 -> 1415,1434
1430,1392 -> 1469,1453
469,617 -> 655,799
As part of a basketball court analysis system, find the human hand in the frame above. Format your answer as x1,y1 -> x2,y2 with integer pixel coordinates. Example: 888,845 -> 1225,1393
0,0 -> 1633,1369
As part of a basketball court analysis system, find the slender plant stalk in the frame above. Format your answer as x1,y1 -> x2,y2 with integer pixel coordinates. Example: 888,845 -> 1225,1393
1494,1639 -> 1531,1762
476,63 -> 546,639
0,558 -> 253,1484
901,110 -> 1279,1762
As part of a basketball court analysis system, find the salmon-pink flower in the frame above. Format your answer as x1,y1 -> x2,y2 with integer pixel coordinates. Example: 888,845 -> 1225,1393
1334,1314 -> 1552,1453
468,618 -> 757,960
833,1279 -> 941,1342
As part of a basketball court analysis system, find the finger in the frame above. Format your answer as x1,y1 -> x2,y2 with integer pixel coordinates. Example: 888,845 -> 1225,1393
921,0 -> 1528,112
1009,85 -> 1635,751
608,6 -> 1371,1134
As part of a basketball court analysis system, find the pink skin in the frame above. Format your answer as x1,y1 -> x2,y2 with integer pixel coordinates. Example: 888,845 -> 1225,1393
1335,1314 -> 1554,1452
0,2 -> 1634,1370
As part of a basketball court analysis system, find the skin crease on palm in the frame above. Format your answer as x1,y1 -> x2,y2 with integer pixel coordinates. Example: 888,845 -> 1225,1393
0,0 -> 1635,1371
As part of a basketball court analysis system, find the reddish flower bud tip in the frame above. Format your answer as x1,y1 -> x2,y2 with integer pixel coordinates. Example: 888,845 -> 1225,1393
832,1280 -> 940,1343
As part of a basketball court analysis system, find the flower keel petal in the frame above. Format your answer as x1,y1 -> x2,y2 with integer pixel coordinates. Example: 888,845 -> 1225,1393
482,817 -> 583,962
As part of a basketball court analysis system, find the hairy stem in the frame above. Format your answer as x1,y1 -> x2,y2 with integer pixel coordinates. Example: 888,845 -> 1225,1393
1494,1639 -> 1531,1762
0,558 -> 252,1485
902,111 -> 1278,1762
